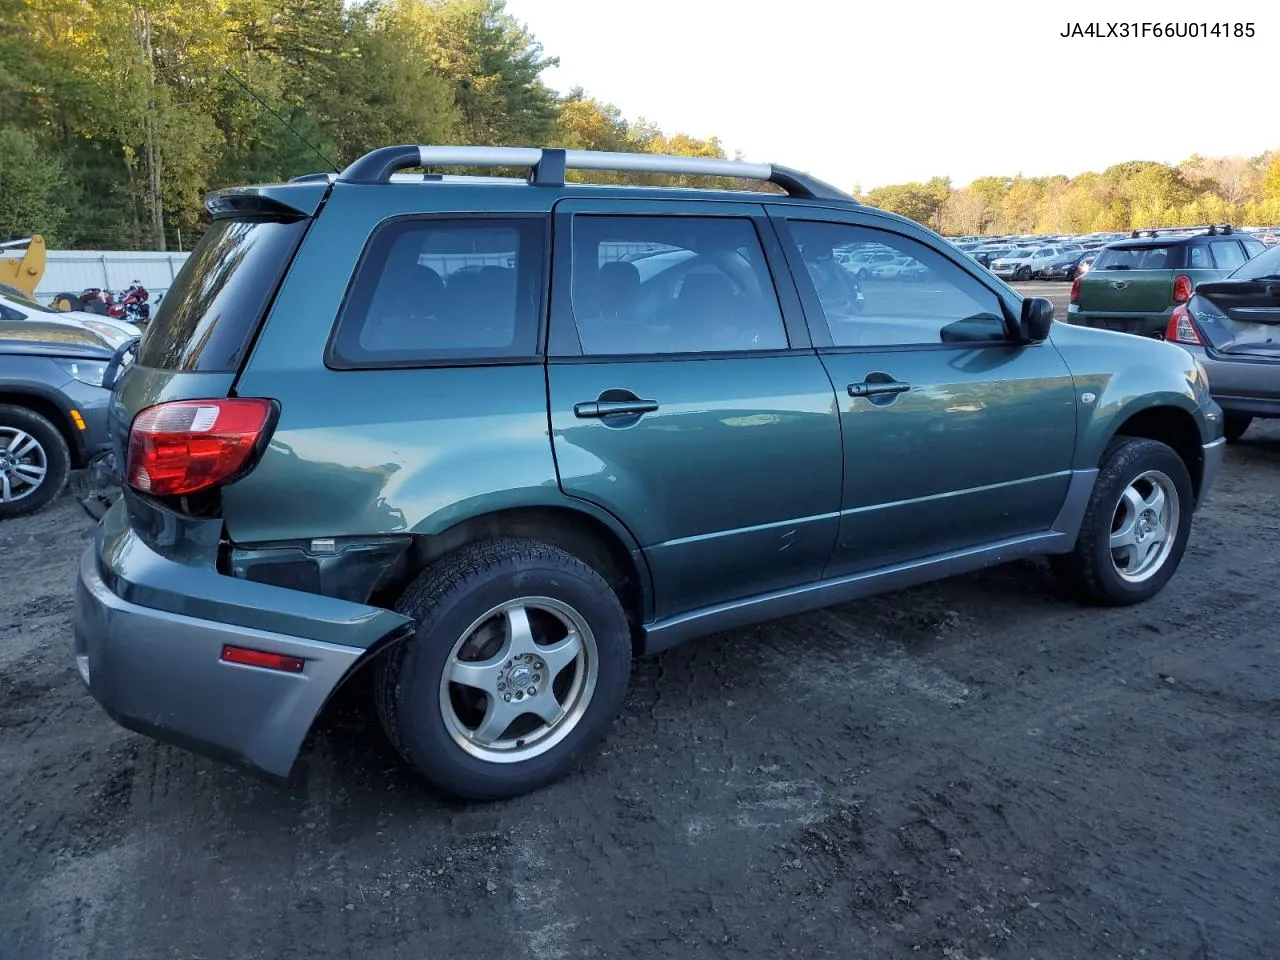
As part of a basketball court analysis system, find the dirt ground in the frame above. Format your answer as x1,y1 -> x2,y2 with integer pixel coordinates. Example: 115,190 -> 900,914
3,419 -> 1279,960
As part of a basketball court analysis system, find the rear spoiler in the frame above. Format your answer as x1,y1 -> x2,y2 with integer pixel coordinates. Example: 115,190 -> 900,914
204,181 -> 332,220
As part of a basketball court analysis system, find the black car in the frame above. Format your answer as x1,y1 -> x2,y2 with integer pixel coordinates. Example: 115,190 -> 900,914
0,320 -> 117,517
1040,248 -> 1093,281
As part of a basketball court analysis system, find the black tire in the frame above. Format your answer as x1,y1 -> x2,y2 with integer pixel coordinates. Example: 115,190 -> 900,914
1016,265 -> 1032,281
374,538 -> 632,800
0,404 -> 71,520
51,293 -> 84,312
1223,414 -> 1252,443
1050,437 -> 1193,606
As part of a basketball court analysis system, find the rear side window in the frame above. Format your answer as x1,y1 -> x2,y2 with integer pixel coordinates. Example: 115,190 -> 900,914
329,217 -> 545,366
1209,240 -> 1246,270
1093,245 -> 1183,270
137,218 -> 308,372
1189,245 -> 1212,268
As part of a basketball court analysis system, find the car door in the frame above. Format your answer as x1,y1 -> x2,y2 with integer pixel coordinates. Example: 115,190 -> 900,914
773,211 -> 1078,576
546,198 -> 844,619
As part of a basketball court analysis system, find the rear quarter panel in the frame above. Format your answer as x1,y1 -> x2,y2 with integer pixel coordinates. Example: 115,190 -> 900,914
221,183 -> 578,545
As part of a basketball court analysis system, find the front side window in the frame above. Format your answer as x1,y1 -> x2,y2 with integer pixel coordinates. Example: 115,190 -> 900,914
568,215 -> 788,356
330,217 -> 545,366
788,221 -> 1009,347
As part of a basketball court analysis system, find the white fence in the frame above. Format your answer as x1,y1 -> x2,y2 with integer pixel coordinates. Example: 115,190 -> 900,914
29,250 -> 191,302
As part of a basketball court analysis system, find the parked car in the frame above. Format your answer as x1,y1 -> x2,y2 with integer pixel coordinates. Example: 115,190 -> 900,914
991,246 -> 1076,281
0,283 -> 143,348
74,144 -> 1225,801
1163,241 -> 1280,442
0,319 -> 117,518
1040,249 -> 1093,281
1069,227 -> 1268,338
970,245 -> 1016,268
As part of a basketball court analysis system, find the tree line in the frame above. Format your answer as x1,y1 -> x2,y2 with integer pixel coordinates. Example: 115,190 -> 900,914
861,153 -> 1280,236
0,0 -> 746,250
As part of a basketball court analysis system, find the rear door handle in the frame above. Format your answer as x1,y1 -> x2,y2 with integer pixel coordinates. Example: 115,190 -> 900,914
574,399 -> 660,419
848,380 -> 911,398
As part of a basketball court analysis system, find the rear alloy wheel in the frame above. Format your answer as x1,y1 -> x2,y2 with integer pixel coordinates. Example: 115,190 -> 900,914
1223,415 -> 1252,443
375,538 -> 632,800
1051,437 -> 1193,605
0,405 -> 71,520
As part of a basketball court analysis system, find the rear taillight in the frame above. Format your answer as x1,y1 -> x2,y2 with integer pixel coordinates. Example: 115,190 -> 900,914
1164,304 -> 1203,345
1173,274 -> 1193,304
1070,276 -> 1081,304
127,398 -> 275,497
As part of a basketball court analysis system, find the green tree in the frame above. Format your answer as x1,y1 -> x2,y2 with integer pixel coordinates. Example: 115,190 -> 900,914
0,126 -> 69,242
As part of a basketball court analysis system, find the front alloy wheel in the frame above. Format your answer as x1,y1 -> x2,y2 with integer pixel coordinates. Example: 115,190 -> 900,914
1108,470 -> 1179,583
1050,437 -> 1193,605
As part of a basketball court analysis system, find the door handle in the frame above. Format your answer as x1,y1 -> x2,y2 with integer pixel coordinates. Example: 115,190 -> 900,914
848,380 -> 911,398
574,399 -> 660,419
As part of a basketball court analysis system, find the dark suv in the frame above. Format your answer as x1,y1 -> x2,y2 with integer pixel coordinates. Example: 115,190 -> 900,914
1068,226 -> 1267,338
74,145 -> 1226,800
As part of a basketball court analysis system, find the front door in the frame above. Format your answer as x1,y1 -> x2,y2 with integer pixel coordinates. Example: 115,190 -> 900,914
774,212 -> 1078,576
546,199 -> 844,619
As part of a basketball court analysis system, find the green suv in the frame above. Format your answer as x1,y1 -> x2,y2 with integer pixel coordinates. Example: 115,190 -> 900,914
1068,226 -> 1266,338
73,145 -> 1226,800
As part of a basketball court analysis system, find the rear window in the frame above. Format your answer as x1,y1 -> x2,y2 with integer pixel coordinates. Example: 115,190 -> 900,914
136,218 -> 308,372
1093,245 -> 1183,271
1233,243 -> 1280,280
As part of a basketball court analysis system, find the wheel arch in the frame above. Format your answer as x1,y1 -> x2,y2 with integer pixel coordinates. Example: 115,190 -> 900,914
372,500 -> 654,652
0,388 -> 82,466
1105,403 -> 1205,500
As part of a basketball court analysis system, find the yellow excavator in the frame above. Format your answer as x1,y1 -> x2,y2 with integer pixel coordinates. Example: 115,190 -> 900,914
0,235 -> 48,298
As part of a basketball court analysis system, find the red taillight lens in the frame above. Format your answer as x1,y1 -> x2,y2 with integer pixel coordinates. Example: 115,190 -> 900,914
1173,274 -> 1193,304
1165,304 -> 1203,345
127,398 -> 275,497
220,645 -> 305,673
1070,276 -> 1081,304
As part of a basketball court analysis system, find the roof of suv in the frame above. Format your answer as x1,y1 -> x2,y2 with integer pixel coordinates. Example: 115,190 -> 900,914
208,144 -> 866,221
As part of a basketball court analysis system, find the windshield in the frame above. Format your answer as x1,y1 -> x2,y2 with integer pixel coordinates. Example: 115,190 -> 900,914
0,288 -> 56,314
1233,243 -> 1280,280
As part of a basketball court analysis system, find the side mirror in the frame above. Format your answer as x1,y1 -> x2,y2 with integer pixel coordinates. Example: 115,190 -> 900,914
1019,296 -> 1054,342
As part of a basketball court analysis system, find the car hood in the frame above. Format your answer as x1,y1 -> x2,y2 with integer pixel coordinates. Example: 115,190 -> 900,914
0,319 -> 115,359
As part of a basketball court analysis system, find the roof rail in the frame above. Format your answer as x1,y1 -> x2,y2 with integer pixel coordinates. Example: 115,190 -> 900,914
336,144 -> 853,202
1206,223 -> 1233,235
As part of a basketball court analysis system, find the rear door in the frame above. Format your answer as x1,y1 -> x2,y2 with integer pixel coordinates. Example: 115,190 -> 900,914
1079,243 -> 1182,314
546,198 -> 844,619
773,210 -> 1077,575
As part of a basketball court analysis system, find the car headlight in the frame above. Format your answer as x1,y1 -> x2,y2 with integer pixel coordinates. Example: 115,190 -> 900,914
55,359 -> 110,387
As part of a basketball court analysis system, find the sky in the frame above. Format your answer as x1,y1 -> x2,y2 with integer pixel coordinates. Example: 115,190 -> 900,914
501,0 -> 1276,192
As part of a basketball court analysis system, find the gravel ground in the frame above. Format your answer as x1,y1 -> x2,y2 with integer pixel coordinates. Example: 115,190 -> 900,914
2,421 -> 1278,960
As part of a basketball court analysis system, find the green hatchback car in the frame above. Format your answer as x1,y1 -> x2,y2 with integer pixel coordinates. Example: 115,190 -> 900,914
1068,227 -> 1266,338
73,145 -> 1226,799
